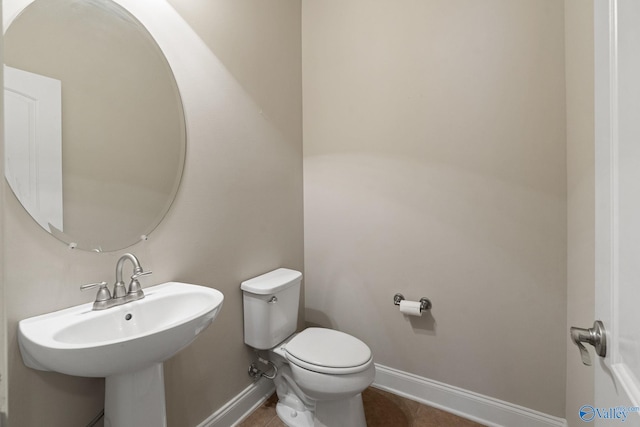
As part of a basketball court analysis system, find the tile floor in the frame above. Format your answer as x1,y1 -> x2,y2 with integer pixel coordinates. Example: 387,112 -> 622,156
237,387 -> 487,427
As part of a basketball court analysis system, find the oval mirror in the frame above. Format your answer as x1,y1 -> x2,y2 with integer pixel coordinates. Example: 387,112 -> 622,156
3,0 -> 186,252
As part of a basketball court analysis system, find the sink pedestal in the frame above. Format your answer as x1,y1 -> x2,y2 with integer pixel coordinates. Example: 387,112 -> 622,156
104,363 -> 167,427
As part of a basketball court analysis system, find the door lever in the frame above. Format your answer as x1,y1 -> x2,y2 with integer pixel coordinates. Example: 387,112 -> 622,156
570,320 -> 606,366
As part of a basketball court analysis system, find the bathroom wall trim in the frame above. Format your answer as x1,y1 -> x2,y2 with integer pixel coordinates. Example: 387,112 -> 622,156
373,364 -> 568,427
199,363 -> 567,427
196,378 -> 275,427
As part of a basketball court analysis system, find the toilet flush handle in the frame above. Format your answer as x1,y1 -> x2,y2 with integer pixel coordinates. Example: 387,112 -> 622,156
268,296 -> 278,303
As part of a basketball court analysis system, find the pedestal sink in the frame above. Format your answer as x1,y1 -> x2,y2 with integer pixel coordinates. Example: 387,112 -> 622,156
18,282 -> 224,427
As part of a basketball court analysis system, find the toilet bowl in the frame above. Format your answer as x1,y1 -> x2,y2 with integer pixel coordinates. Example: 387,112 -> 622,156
241,269 -> 375,427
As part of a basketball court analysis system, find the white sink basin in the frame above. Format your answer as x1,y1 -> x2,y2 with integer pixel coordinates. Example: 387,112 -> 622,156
18,281 -> 224,377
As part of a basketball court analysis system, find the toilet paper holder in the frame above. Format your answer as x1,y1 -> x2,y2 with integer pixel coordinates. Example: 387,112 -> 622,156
393,293 -> 432,312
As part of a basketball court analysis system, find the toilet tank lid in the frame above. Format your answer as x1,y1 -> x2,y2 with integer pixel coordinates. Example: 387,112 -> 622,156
240,268 -> 302,295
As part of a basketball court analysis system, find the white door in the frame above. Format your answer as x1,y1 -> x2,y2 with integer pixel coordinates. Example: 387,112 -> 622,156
4,66 -> 63,232
592,0 -> 640,424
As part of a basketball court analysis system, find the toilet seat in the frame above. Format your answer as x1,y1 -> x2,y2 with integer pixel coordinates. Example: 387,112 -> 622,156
284,328 -> 373,375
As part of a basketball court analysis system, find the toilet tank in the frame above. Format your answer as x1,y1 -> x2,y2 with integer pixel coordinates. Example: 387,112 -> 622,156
241,268 -> 302,350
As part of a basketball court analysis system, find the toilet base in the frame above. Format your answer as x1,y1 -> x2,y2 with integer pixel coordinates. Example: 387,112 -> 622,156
276,402 -> 314,427
314,393 -> 367,427
275,393 -> 367,427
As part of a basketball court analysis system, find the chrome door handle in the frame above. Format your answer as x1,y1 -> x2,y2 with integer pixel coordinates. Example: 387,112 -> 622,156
570,320 -> 607,366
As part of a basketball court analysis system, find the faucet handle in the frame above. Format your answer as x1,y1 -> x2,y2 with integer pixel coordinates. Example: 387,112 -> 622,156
128,270 -> 151,300
80,281 -> 111,302
80,281 -> 108,291
131,270 -> 152,280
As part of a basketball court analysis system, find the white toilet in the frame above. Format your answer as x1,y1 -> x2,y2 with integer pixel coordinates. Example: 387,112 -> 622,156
241,268 -> 375,427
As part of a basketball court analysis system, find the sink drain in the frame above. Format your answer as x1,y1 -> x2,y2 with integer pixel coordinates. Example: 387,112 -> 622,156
125,313 -> 132,321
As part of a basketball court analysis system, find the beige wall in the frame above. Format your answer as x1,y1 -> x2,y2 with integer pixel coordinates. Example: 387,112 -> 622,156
4,1 -> 302,426
564,1 -> 595,426
303,0 -> 567,417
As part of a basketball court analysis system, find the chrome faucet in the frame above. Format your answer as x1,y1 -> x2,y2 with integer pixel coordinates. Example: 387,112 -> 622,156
114,253 -> 150,301
81,253 -> 152,310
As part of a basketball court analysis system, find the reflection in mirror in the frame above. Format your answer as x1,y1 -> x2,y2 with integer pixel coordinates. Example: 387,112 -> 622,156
4,0 -> 186,252
5,66 -> 63,233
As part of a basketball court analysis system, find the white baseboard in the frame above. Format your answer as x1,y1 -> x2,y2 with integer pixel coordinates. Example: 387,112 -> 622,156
373,364 -> 567,427
197,364 -> 567,427
197,378 -> 275,427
